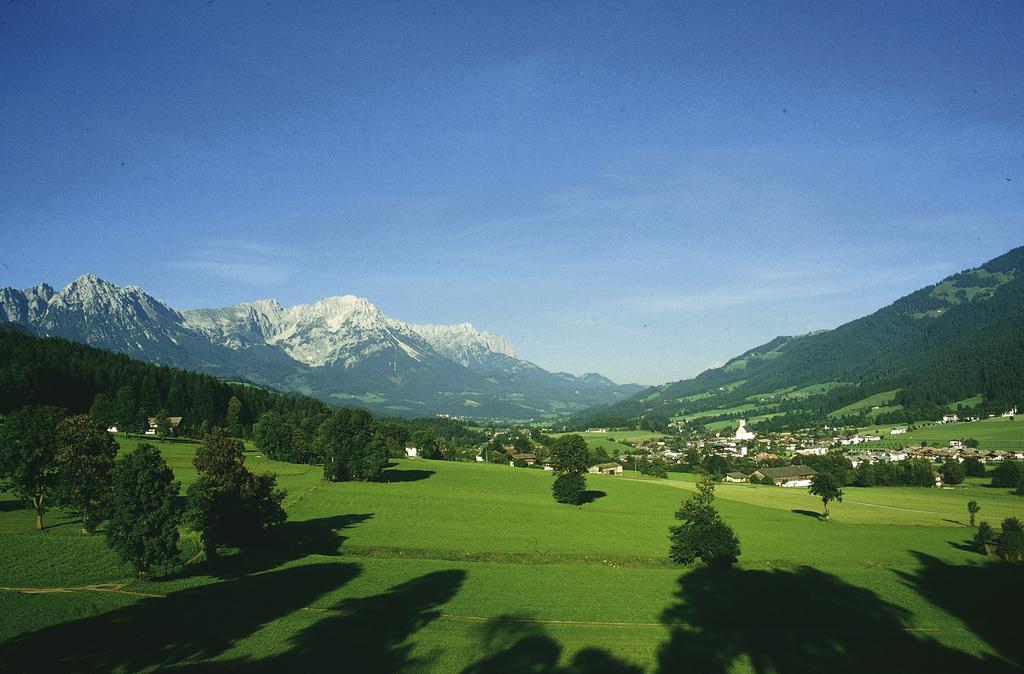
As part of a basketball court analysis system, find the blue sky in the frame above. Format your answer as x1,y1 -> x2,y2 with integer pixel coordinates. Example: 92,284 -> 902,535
1,1 -> 1021,385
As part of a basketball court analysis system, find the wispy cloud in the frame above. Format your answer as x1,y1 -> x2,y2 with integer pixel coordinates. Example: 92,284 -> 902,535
166,239 -> 296,286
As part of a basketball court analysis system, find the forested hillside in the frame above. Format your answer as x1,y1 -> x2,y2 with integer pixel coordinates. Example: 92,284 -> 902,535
0,325 -> 329,437
573,245 -> 1024,430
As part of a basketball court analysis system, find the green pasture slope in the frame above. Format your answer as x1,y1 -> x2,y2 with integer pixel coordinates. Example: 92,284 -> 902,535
857,416 -> 1024,451
2,438 -> 1023,672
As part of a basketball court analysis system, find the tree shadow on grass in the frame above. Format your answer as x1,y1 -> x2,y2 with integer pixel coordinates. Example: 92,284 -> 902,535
461,616 -> 643,674
791,509 -> 822,520
947,540 -> 980,553
248,569 -> 466,673
897,552 -> 1023,670
0,562 -> 362,673
578,490 -> 607,505
378,468 -> 436,483
656,565 -> 1010,674
190,513 -> 374,579
0,499 -> 25,512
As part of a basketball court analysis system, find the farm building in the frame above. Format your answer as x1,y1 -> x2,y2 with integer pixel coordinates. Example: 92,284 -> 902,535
723,472 -> 749,483
588,463 -> 623,476
751,465 -> 817,487
510,453 -> 536,466
145,416 -> 182,436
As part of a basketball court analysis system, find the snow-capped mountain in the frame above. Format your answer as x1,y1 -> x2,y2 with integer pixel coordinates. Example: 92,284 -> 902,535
0,275 -> 643,418
411,323 -> 517,370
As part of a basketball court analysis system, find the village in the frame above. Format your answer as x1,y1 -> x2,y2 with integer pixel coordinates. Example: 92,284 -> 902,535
430,405 -> 1023,490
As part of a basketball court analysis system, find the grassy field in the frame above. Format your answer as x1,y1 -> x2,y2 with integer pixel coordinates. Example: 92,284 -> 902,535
856,416 -> 1024,451
2,437 -> 1023,672
548,430 -> 668,454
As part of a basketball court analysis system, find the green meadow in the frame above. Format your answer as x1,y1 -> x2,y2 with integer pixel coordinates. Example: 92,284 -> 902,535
1,437 -> 1022,672
857,416 -> 1024,451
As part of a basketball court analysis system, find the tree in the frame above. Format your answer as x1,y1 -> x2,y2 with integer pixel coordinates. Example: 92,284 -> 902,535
106,443 -> 180,577
550,434 -> 589,505
54,414 -> 118,533
113,386 -> 137,433
992,460 -> 1023,489
962,457 -> 986,478
941,458 -> 965,486
227,396 -> 243,438
669,475 -> 740,568
183,428 -> 286,558
704,455 -> 731,477
316,408 -> 388,481
550,434 -> 590,474
512,434 -> 532,455
998,517 -> 1024,561
0,405 -> 65,529
973,521 -> 994,554
640,458 -> 669,479
253,411 -> 294,461
88,392 -> 117,429
411,429 -> 441,460
552,472 -> 587,504
967,500 -> 981,527
809,471 -> 844,521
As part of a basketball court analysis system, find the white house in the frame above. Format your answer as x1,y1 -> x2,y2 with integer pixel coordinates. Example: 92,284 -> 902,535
145,416 -> 182,436
404,443 -> 418,458
890,428 -> 908,435
941,413 -> 959,423
106,426 -> 118,433
1003,407 -> 1018,418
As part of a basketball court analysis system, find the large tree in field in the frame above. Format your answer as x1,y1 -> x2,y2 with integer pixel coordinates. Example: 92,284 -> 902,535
0,405 -> 66,529
550,434 -> 590,505
316,408 -> 388,481
809,471 -> 844,521
183,428 -> 286,558
106,443 -> 181,577
253,410 -> 294,461
669,475 -> 740,568
55,414 -> 118,533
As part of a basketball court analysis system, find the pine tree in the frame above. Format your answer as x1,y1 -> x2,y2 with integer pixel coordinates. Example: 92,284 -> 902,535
106,443 -> 181,577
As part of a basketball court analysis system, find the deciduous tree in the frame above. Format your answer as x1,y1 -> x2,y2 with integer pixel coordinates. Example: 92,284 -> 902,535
967,500 -> 981,527
0,405 -> 65,529
54,414 -> 118,533
550,434 -> 589,505
106,443 -> 180,577
809,471 -> 844,521
183,428 -> 286,558
316,408 -> 388,481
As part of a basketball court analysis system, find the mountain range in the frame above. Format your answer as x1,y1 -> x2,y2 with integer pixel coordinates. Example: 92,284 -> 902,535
573,245 -> 1024,430
0,276 -> 643,419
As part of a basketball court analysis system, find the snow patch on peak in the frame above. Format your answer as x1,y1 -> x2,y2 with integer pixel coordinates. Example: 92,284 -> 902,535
411,322 -> 517,367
